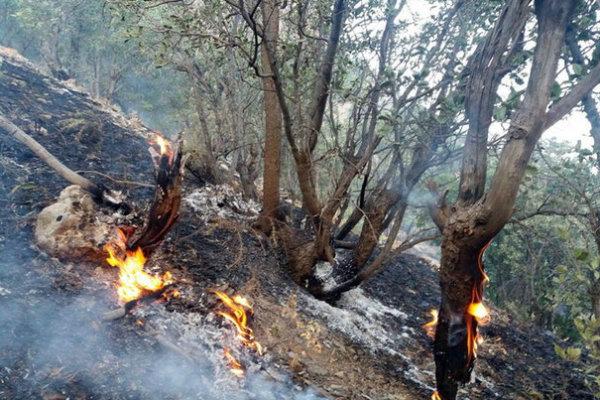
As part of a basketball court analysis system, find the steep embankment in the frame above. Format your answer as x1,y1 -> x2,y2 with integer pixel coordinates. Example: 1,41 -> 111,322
0,46 -> 592,400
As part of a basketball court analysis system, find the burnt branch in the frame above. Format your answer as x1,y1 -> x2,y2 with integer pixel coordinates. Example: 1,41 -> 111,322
128,138 -> 186,253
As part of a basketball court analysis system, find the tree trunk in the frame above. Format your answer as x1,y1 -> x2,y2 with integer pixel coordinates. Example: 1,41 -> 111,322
591,279 -> 600,353
257,0 -> 283,232
432,1 -> 578,398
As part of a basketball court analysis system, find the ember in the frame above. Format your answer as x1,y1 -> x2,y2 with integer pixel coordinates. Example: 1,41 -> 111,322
105,228 -> 173,302
431,390 -> 442,400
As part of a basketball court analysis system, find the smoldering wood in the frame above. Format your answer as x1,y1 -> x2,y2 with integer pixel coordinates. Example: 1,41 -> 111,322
101,284 -> 176,321
127,139 -> 186,253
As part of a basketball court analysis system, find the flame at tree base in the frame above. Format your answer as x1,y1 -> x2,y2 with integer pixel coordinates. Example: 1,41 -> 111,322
424,240 -> 493,398
105,228 -> 173,303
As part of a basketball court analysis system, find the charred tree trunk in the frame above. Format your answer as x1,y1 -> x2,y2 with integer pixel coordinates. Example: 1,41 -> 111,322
128,137 -> 185,253
430,1 -> 579,398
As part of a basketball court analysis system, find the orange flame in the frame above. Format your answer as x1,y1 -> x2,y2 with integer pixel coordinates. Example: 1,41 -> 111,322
149,133 -> 173,165
467,302 -> 490,326
213,291 -> 263,356
423,309 -> 439,339
465,239 -> 493,363
431,391 -> 442,400
104,228 -> 173,303
223,347 -> 245,378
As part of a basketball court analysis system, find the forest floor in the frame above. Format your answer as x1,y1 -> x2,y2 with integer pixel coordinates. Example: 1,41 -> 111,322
0,46 -> 594,400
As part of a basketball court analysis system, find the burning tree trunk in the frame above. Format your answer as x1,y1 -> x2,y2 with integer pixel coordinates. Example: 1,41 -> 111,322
127,135 -> 185,253
425,0 -> 600,398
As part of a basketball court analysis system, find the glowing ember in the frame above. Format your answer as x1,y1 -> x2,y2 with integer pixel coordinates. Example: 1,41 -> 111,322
431,391 -> 442,400
104,228 -> 173,302
422,309 -> 439,339
223,347 -> 245,378
213,291 -> 264,355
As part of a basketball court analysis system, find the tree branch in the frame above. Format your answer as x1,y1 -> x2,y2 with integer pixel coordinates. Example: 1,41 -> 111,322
0,113 -> 126,208
543,58 -> 600,130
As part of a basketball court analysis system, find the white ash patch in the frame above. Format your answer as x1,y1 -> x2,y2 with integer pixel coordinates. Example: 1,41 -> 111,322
185,184 -> 260,221
302,288 -> 408,354
131,300 -> 325,400
0,286 -> 11,296
313,259 -> 339,292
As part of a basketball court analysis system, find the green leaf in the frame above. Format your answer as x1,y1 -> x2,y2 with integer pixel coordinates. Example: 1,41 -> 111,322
566,346 -> 581,361
551,81 -> 562,100
494,105 -> 507,121
573,248 -> 590,262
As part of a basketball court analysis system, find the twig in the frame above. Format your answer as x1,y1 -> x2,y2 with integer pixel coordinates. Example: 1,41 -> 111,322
101,285 -> 175,321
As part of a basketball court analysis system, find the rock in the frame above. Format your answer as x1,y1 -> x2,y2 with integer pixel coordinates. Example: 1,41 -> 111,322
35,185 -> 112,261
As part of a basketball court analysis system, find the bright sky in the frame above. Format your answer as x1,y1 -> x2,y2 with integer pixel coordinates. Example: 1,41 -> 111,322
545,110 -> 595,149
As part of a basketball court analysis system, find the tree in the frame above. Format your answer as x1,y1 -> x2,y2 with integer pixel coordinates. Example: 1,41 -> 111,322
256,0 -> 283,232
427,0 -> 600,398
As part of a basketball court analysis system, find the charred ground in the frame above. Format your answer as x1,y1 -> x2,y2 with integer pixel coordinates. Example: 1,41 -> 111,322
0,47 -> 593,400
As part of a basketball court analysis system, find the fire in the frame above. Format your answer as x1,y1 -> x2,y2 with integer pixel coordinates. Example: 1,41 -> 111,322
213,291 -> 264,355
467,302 -> 490,325
149,133 -> 173,164
431,391 -> 442,400
105,228 -> 173,302
213,291 -> 264,378
223,347 -> 245,378
465,239 -> 493,363
423,309 -> 439,339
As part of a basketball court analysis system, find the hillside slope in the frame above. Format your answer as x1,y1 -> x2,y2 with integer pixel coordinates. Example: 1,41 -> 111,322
0,46 -> 592,400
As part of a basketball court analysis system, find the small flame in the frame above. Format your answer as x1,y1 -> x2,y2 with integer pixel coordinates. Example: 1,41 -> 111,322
105,228 -> 173,303
467,302 -> 490,325
213,291 -> 263,355
224,347 -> 245,378
431,391 -> 442,400
213,291 -> 264,378
149,133 -> 173,165
422,309 -> 439,339
465,239 -> 493,363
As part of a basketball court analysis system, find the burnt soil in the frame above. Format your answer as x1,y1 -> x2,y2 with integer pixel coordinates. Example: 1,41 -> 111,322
0,46 -> 595,400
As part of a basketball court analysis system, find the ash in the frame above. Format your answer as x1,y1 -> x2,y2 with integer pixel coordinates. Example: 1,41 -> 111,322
184,184 -> 260,222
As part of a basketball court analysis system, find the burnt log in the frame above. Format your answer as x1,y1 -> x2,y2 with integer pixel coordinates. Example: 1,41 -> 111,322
101,284 -> 177,321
